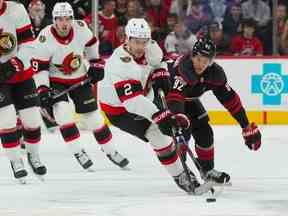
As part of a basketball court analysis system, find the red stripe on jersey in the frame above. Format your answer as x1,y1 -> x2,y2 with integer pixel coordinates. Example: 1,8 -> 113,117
0,2 -> 7,16
2,141 -> 20,149
166,92 -> 185,102
100,102 -> 127,116
7,66 -> 34,83
114,79 -> 143,103
154,142 -> 174,154
223,93 -> 242,115
16,24 -> 33,33
85,36 -> 97,47
50,75 -> 87,85
18,37 -> 35,45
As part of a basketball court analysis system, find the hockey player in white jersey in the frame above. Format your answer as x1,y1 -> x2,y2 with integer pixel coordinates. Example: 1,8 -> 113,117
99,18 -> 212,194
32,2 -> 129,170
0,0 -> 46,182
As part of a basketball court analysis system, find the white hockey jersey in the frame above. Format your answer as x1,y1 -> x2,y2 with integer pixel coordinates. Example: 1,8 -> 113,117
99,41 -> 167,121
32,20 -> 99,86
0,1 -> 35,82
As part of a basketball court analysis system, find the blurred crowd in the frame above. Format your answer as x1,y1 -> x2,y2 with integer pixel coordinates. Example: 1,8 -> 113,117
17,0 -> 288,57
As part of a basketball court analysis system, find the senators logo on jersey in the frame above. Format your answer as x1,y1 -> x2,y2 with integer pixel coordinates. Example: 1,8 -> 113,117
55,52 -> 82,75
0,31 -> 16,56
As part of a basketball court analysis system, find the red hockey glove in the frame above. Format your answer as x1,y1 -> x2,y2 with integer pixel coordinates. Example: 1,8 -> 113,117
151,68 -> 171,95
242,122 -> 261,151
0,57 -> 24,83
88,58 -> 105,84
152,109 -> 190,136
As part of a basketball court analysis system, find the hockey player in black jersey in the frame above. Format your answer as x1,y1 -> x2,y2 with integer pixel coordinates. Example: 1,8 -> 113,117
166,38 -> 262,185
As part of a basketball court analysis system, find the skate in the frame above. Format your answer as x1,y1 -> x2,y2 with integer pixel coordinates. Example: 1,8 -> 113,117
202,169 -> 231,186
27,152 -> 47,181
74,149 -> 94,171
174,170 -> 213,195
106,151 -> 129,169
10,159 -> 28,184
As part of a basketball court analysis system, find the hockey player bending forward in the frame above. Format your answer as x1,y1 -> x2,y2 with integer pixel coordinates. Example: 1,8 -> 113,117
32,2 -> 129,170
99,18 -> 213,194
166,38 -> 262,185
0,0 -> 46,182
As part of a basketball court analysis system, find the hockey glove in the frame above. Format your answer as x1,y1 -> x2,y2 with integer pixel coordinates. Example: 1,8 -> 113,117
37,85 -> 54,108
152,109 -> 190,136
0,57 -> 24,83
242,122 -> 261,151
151,68 -> 171,95
87,59 -> 105,84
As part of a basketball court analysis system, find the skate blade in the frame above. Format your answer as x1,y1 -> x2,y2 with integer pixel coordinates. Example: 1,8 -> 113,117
86,167 -> 95,172
121,166 -> 131,171
210,181 -> 232,187
17,177 -> 27,184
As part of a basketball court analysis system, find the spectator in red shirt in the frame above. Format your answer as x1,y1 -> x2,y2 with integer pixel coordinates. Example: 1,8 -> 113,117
230,18 -> 263,56
146,0 -> 173,28
98,0 -> 118,40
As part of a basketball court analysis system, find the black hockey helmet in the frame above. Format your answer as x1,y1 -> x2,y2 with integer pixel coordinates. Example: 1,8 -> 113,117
192,37 -> 216,59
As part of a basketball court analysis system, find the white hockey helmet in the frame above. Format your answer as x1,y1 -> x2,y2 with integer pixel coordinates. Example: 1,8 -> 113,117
125,18 -> 151,39
52,2 -> 74,21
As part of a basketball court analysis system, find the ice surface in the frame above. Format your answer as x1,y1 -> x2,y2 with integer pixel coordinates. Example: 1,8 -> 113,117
0,125 -> 287,216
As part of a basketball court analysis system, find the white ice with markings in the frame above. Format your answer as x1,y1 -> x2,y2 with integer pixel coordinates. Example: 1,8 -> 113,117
0,125 -> 287,216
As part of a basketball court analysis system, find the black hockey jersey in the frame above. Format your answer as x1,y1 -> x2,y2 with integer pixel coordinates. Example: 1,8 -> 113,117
166,55 -> 249,128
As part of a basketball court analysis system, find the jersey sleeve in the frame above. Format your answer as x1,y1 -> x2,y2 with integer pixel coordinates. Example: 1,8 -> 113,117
30,30 -> 52,87
211,65 -> 249,128
15,3 -> 35,46
78,20 -> 99,61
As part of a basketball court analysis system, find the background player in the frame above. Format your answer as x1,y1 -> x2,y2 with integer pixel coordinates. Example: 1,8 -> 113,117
0,0 -> 46,183
32,2 -> 129,171
166,37 -> 262,185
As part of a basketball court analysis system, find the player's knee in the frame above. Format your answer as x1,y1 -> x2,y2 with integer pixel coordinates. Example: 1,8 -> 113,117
54,101 -> 74,125
145,124 -> 172,150
0,105 -> 17,129
19,107 -> 42,129
60,123 -> 80,142
80,110 -> 105,131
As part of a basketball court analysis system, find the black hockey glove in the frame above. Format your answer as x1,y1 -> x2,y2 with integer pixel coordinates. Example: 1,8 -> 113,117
0,57 -> 24,83
37,85 -> 54,108
242,122 -> 261,151
152,109 -> 190,136
151,68 -> 171,95
87,58 -> 105,84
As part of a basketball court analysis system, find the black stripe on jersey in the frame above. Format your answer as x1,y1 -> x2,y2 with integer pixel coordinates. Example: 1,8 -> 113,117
31,59 -> 50,73
16,24 -> 34,44
114,79 -> 144,103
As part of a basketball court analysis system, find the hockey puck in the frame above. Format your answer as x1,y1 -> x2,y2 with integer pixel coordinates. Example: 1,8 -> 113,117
206,198 -> 216,203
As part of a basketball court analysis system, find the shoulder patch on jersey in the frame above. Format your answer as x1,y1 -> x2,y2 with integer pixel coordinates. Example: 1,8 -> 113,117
0,32 -> 17,55
39,35 -> 46,43
120,56 -> 131,63
77,20 -> 85,27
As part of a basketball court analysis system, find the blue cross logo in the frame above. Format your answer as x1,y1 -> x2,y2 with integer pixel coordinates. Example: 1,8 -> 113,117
251,63 -> 288,105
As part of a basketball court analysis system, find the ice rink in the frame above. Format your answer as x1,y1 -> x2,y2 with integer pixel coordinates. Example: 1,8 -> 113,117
0,125 -> 287,216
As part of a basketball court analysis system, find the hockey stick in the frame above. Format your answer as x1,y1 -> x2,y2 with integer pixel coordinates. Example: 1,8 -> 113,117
158,89 -> 214,195
40,78 -> 91,124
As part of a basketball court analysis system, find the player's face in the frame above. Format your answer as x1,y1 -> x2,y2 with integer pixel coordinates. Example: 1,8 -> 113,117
192,55 -> 211,75
54,16 -> 73,37
127,37 -> 149,59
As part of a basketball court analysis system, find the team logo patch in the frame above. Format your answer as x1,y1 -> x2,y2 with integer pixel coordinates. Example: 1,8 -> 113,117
55,52 -> 82,75
0,32 -> 16,56
120,56 -> 131,63
39,35 -> 46,43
